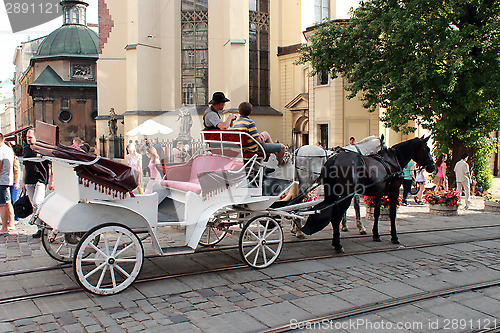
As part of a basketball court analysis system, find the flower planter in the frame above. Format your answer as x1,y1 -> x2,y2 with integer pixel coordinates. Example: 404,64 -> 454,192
366,207 -> 390,221
429,204 -> 458,216
484,201 -> 500,213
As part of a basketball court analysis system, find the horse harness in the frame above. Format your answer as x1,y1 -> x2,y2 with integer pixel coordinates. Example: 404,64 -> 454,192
311,147 -> 404,214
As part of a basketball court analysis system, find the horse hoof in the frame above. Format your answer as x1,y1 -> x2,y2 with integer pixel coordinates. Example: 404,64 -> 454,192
341,227 -> 349,232
335,247 -> 344,253
391,239 -> 400,244
373,237 -> 381,242
359,230 -> 367,235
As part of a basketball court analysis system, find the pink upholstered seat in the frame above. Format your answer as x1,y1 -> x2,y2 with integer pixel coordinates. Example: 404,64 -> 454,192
160,154 -> 242,194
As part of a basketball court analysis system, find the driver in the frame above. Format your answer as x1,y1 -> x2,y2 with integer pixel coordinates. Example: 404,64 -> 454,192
203,92 -> 237,130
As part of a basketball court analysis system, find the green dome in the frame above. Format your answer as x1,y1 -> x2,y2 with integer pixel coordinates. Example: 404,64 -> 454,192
36,25 -> 98,58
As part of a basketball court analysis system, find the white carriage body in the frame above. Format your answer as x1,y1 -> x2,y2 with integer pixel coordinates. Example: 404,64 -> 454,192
36,129 -> 296,255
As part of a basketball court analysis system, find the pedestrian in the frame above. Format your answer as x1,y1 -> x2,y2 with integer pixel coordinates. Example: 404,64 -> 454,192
152,138 -> 164,163
140,138 -> 150,177
125,143 -> 142,193
22,129 -> 53,238
414,168 -> 426,204
6,142 -> 20,222
454,152 -> 471,209
401,161 -> 414,205
433,153 -> 448,190
172,141 -> 186,163
69,137 -> 85,152
203,92 -> 237,130
0,134 -> 15,235
145,146 -> 161,194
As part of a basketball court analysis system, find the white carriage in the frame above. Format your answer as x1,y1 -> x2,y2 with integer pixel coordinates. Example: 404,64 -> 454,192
30,123 -> 321,295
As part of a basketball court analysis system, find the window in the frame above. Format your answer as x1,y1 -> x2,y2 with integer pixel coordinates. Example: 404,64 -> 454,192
319,124 -> 328,149
315,0 -> 329,23
59,98 -> 72,123
181,1 -> 208,105
317,70 -> 329,86
90,99 -> 97,121
249,0 -> 270,106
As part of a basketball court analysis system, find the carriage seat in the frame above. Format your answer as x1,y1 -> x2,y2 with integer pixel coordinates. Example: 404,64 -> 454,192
160,154 -> 243,194
201,129 -> 271,159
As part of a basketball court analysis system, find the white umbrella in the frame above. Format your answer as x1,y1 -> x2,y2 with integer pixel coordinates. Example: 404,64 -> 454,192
126,119 -> 174,136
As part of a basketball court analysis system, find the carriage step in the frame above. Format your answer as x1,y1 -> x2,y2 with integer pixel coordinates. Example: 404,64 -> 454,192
160,246 -> 195,256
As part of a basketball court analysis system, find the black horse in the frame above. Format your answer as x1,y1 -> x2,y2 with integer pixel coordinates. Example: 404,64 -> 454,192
301,136 -> 435,252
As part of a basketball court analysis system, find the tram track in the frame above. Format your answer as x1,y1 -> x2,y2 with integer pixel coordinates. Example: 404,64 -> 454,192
0,233 -> 499,306
1,223 -> 500,279
261,279 -> 500,333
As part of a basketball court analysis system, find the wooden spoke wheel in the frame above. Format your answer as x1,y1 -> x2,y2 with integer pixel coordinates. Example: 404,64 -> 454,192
42,228 -> 92,263
239,216 -> 283,269
199,216 -> 228,247
73,223 -> 143,295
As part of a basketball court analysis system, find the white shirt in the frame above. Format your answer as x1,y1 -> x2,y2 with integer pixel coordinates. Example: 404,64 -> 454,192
0,143 -> 14,186
454,159 -> 469,183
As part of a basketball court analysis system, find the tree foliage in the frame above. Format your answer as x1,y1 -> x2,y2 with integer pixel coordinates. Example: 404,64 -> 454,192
299,0 -> 500,189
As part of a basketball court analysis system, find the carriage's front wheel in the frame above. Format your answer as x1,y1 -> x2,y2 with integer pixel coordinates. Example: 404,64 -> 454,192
199,216 -> 227,247
239,216 -> 283,269
42,228 -> 80,263
73,223 -> 143,295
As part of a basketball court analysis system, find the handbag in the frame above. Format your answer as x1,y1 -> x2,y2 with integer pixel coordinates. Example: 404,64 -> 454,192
13,191 -> 33,218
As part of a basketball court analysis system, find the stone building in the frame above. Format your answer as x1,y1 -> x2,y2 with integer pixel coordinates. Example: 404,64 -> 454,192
14,0 -> 98,145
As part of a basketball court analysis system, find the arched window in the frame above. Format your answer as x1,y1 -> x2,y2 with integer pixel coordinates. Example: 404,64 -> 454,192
249,1 -> 270,106
181,2 -> 208,105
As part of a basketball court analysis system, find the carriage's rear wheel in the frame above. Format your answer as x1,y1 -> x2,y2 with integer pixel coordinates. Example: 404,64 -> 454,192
239,216 -> 283,269
73,223 -> 143,295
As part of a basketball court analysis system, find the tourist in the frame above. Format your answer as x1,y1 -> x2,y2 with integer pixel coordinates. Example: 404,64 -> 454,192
125,143 -> 142,193
433,153 -> 448,190
454,153 -> 471,209
22,129 -> 53,238
232,102 -> 285,165
0,134 -> 15,235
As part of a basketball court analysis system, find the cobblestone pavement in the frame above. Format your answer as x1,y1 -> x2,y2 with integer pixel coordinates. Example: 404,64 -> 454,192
0,180 -> 499,332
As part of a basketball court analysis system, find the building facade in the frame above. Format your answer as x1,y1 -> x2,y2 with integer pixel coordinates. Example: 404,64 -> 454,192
14,0 -> 98,145
97,0 -> 339,144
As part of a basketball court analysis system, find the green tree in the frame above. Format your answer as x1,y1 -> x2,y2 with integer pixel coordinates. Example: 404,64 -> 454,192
299,0 -> 500,190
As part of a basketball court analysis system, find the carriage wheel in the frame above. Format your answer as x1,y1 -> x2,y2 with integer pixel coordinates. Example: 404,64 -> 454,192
239,216 -> 283,269
199,216 -> 227,247
42,228 -> 94,263
73,223 -> 143,295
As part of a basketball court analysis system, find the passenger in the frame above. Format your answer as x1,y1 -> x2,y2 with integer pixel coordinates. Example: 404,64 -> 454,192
203,92 -> 237,130
232,102 -> 285,165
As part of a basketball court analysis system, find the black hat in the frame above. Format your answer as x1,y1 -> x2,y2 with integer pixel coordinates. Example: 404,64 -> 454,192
209,92 -> 230,105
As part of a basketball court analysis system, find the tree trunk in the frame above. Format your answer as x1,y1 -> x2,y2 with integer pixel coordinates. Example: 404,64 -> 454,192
449,135 -> 475,191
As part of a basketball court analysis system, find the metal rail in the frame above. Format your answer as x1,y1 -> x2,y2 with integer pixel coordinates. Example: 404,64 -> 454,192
262,279 -> 500,333
2,223 -> 500,279
0,234 -> 499,305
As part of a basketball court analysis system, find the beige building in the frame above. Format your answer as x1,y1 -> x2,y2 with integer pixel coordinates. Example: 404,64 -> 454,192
98,0 -> 420,153
97,0 -> 336,144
